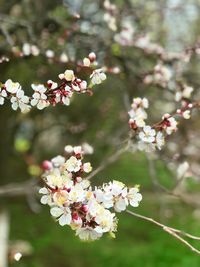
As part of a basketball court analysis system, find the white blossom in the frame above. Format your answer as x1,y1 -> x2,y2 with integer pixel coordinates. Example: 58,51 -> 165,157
50,206 -> 72,226
65,156 -> 82,172
39,145 -> 142,241
5,79 -> 21,94
59,70 -> 75,81
127,187 -> 142,207
139,126 -> 156,143
76,227 -> 102,241
90,69 -> 107,85
10,89 -> 30,112
83,162 -> 92,173
31,84 -> 49,110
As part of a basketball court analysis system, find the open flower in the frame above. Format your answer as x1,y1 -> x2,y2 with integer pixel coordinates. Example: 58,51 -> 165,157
90,69 -> 106,85
50,206 -> 72,226
83,162 -> 92,173
31,84 -> 49,110
65,156 -> 82,172
76,227 -> 102,241
139,126 -> 156,143
5,79 -> 21,94
59,70 -> 75,81
127,187 -> 142,207
10,89 -> 30,112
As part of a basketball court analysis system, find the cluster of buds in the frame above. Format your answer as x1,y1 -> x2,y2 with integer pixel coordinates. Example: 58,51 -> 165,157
39,145 -> 142,241
0,53 -> 107,112
13,43 -> 69,63
128,97 -> 149,129
103,0 -> 118,32
143,63 -> 172,88
128,97 -> 179,152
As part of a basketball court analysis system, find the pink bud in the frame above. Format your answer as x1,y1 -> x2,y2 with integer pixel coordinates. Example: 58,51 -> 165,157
88,52 -> 96,62
162,113 -> 170,119
72,212 -> 79,220
81,204 -> 88,213
188,103 -> 193,108
42,160 -> 53,171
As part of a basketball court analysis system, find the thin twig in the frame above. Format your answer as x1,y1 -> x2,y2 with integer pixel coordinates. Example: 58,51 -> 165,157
127,209 -> 200,255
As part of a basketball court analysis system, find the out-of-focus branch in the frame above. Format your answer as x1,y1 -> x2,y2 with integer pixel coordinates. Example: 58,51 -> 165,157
0,179 -> 38,197
86,145 -> 129,180
0,25 -> 14,46
127,209 -> 200,255
146,155 -> 200,208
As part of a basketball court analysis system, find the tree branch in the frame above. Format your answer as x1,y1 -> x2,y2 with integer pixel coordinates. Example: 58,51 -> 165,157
127,209 -> 200,255
86,145 -> 128,180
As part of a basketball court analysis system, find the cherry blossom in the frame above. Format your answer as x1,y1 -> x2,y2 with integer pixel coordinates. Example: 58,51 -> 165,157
90,69 -> 107,85
5,79 -> 21,94
50,206 -> 72,226
139,126 -> 156,143
39,145 -> 142,241
30,84 -> 49,110
0,53 -> 108,112
10,89 -> 30,112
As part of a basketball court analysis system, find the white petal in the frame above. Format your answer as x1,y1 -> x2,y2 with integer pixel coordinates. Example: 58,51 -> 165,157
129,200 -> 139,207
11,102 -> 18,110
50,207 -> 63,218
59,213 -> 72,226
39,187 -> 48,194
41,195 -> 49,205
31,98 -> 38,106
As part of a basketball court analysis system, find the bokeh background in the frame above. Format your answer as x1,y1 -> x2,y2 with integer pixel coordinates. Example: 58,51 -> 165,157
1,0 -> 200,266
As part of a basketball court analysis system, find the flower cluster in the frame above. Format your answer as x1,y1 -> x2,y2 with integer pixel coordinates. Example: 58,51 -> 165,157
128,97 -> 149,129
103,0 -> 118,32
39,145 -> 142,241
0,53 -> 107,112
128,97 -> 179,152
128,95 -> 198,152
